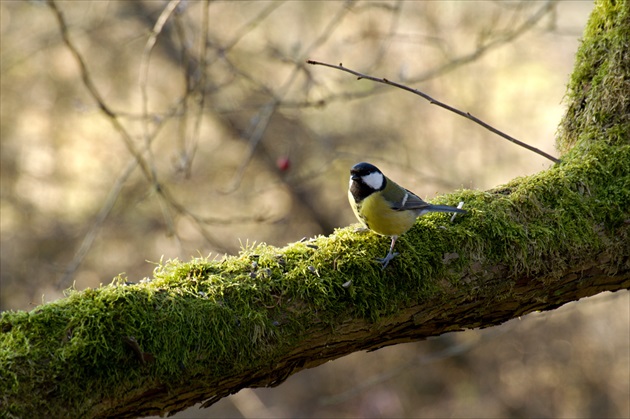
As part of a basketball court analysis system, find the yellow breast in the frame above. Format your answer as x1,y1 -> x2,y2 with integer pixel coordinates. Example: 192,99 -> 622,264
350,191 -> 418,237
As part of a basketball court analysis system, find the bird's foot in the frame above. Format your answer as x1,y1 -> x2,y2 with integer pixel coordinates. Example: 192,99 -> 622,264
376,252 -> 399,270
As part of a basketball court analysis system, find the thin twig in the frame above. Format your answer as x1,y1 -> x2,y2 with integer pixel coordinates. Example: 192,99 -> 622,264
139,0 -> 182,150
137,0 -> 183,239
47,0 -> 161,184
48,0 -> 182,285
293,1 -> 556,111
185,0 -> 212,179
227,1 -> 355,191
413,0 -> 555,84
140,0 -> 182,133
48,0 -> 295,287
306,60 -> 560,164
56,158 -> 138,289
222,1 -> 285,53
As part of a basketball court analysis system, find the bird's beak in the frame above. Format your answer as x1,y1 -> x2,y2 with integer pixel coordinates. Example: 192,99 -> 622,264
351,174 -> 360,181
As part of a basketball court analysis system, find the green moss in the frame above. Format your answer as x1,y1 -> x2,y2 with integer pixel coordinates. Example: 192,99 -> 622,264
558,0 -> 630,151
2,145 -> 628,417
0,210 -> 467,414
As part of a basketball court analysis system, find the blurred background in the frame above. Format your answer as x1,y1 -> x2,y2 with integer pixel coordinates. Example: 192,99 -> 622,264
1,1 -> 627,417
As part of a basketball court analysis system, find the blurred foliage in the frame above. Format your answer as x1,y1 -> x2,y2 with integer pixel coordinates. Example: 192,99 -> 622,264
0,0 -> 627,417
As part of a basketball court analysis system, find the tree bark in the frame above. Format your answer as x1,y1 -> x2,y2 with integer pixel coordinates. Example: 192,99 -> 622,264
1,1 -> 629,418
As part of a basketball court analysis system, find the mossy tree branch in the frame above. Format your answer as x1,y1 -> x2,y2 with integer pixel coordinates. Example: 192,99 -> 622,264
1,1 -> 629,417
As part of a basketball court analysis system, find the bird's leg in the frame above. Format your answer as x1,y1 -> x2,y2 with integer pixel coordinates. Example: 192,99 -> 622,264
376,235 -> 399,269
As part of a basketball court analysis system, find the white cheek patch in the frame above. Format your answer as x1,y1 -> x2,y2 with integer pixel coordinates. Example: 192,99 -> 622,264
362,171 -> 384,190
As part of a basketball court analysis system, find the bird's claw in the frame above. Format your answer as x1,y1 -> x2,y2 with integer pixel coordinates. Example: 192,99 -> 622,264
376,252 -> 399,270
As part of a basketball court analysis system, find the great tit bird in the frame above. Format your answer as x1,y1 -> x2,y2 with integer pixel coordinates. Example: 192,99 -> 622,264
348,162 -> 466,269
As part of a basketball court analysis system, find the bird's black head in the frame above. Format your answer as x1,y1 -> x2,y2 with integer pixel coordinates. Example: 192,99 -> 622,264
349,162 -> 386,201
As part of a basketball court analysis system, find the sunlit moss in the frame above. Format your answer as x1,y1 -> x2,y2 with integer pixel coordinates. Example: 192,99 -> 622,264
558,0 -> 629,151
2,138 -> 628,416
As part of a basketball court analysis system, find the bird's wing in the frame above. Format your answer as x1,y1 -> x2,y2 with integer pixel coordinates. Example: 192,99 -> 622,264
390,190 -> 432,211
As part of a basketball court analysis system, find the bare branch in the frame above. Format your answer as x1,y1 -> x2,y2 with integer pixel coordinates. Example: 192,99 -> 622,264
56,159 -> 138,290
139,0 -> 182,146
291,1 -> 555,111
47,0 -> 161,185
226,1 -> 354,191
307,59 -> 560,163
48,0 -> 260,283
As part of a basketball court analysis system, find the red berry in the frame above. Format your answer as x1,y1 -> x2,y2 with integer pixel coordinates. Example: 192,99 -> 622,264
276,156 -> 290,172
